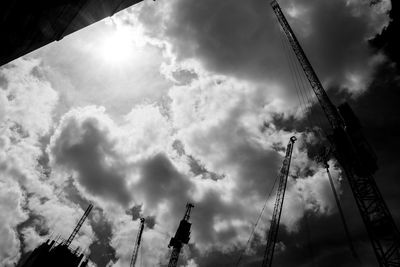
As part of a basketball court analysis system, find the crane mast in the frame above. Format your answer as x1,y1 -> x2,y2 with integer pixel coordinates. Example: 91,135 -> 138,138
168,247 -> 181,267
262,136 -> 297,267
271,1 -> 400,266
130,218 -> 145,267
168,203 -> 194,267
65,203 -> 93,247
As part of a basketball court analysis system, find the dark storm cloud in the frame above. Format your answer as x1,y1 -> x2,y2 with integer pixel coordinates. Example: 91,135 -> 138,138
362,0 -> 400,224
342,62 -> 400,219
140,0 -> 389,92
137,153 -> 193,210
136,153 -> 249,247
49,113 -> 131,206
190,190 -> 245,246
269,210 -> 378,267
227,141 -> 282,196
157,0 -> 285,81
89,208 -> 117,266
371,0 -> 400,68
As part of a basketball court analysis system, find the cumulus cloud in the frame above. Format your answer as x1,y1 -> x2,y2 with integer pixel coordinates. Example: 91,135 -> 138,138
0,178 -> 27,266
46,104 -> 191,263
20,227 -> 46,253
1,61 -> 346,266
42,92 -> 299,263
48,102 -> 175,209
0,59 -> 58,136
0,59 -> 95,265
0,59 -> 56,265
2,51 -> 345,267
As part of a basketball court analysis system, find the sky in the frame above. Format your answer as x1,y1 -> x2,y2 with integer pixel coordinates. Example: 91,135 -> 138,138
0,0 -> 399,266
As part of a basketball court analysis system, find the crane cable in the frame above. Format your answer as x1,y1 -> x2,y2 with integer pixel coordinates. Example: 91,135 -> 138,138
277,17 -> 358,262
235,23 -> 317,267
277,24 -> 320,266
304,212 -> 317,267
235,174 -> 280,267
290,41 -> 328,137
278,26 -> 328,138
140,241 -> 143,267
278,27 -> 314,129
235,14 -> 331,267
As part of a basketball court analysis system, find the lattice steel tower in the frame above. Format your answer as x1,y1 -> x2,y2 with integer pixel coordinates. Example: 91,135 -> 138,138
130,218 -> 145,267
168,203 -> 194,267
262,136 -> 296,267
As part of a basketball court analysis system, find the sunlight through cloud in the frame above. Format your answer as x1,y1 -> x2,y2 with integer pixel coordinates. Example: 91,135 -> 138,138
98,26 -> 135,64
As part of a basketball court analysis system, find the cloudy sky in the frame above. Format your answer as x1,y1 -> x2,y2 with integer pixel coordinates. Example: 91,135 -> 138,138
1,0 -> 399,266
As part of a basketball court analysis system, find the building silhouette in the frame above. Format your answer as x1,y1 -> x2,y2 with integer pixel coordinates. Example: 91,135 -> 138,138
0,0 -> 143,66
19,204 -> 93,267
19,239 -> 89,267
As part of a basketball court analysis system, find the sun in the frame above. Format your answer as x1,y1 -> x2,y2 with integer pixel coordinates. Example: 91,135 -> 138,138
98,27 -> 134,64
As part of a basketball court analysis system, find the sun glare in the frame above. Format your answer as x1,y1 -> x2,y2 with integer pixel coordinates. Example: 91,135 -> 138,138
98,27 -> 134,64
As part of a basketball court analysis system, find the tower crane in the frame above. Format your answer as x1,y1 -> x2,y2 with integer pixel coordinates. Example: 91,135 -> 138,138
130,218 -> 145,267
65,203 -> 93,247
168,203 -> 194,267
262,136 -> 297,267
270,1 -> 400,265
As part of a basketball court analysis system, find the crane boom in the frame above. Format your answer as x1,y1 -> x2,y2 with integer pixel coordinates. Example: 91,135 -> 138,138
130,218 -> 145,267
270,0 -> 341,130
168,203 -> 194,267
271,1 -> 400,266
65,203 -> 93,247
262,136 -> 297,267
